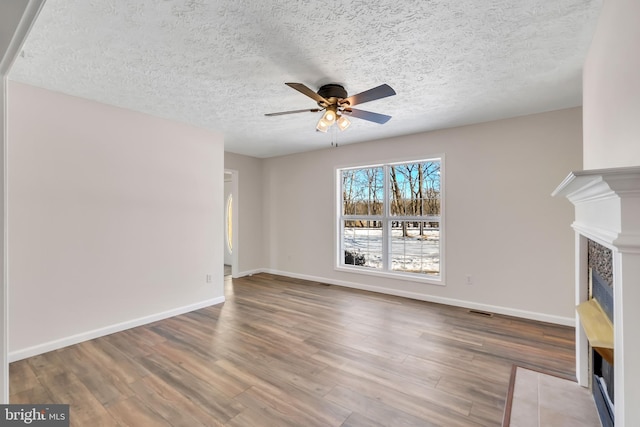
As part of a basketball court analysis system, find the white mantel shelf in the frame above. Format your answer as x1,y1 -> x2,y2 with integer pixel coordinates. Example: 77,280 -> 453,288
552,166 -> 640,252
553,166 -> 640,427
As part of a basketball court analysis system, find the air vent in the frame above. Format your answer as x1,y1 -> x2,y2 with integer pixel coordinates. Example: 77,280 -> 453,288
468,309 -> 494,317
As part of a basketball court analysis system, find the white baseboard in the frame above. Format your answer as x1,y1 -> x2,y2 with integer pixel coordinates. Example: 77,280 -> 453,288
263,269 -> 575,327
9,296 -> 226,362
233,268 -> 263,278
11,269 -> 573,363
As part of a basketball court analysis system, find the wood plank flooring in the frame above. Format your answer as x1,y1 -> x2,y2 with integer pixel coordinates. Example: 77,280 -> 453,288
10,273 -> 575,426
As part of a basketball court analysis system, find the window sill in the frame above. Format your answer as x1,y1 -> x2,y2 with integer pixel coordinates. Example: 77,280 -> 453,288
335,265 -> 445,286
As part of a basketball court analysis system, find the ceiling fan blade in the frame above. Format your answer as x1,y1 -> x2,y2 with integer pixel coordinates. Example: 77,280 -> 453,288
343,108 -> 392,124
285,83 -> 330,105
340,84 -> 396,107
265,108 -> 321,117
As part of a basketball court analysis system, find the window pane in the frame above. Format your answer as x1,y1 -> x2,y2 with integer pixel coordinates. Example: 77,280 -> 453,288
390,221 -> 440,275
342,167 -> 383,215
343,220 -> 382,269
389,161 -> 440,216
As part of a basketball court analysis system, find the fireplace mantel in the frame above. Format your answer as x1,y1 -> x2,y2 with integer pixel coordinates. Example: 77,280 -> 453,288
552,166 -> 640,250
553,166 -> 640,427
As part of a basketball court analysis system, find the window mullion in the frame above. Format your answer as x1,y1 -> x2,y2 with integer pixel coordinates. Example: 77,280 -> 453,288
382,165 -> 390,271
341,215 -> 383,220
391,215 -> 440,222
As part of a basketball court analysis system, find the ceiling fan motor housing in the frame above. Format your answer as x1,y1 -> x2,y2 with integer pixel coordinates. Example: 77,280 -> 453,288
317,84 -> 348,106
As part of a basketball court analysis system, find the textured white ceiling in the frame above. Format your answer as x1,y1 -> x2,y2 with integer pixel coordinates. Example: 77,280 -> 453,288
9,0 -> 602,158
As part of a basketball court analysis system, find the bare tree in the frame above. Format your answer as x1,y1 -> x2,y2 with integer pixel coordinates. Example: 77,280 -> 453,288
365,168 -> 382,226
421,162 -> 440,217
345,163 -> 439,236
389,166 -> 408,237
342,170 -> 355,215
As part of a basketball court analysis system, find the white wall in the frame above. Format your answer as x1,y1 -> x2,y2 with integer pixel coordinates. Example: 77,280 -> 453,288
263,108 -> 583,323
583,0 -> 640,169
8,82 -> 225,360
581,1 -> 640,425
223,152 -> 265,275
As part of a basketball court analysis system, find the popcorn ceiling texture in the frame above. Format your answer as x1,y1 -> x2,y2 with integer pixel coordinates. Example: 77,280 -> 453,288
9,0 -> 602,157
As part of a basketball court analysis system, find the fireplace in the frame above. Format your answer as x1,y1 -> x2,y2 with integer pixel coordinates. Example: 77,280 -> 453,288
593,349 -> 615,427
587,240 -> 614,426
553,166 -> 640,427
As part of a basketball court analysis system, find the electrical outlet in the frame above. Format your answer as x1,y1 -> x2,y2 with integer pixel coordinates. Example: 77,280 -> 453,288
466,275 -> 472,285
206,274 -> 212,283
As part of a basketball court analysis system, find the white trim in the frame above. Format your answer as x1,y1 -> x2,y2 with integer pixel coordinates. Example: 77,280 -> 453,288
1,71 -> 7,405
234,268 -> 263,278
571,222 -> 619,248
263,269 -> 574,327
335,264 -> 444,286
335,153 -> 446,171
8,296 -> 225,362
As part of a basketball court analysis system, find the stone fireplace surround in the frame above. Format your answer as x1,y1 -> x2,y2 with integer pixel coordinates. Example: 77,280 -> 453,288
553,166 -> 640,427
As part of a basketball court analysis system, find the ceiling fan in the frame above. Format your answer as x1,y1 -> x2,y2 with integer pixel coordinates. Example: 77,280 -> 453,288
265,82 -> 396,132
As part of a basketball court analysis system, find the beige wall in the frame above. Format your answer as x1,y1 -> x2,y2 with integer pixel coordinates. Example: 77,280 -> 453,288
583,0 -> 640,169
262,108 -> 582,323
224,152 -> 265,275
8,82 -> 225,359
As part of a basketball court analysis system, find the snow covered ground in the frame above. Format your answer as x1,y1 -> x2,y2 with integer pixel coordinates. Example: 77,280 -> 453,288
343,226 -> 440,275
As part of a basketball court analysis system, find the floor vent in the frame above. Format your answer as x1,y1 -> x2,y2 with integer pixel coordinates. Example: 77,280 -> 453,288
468,309 -> 494,317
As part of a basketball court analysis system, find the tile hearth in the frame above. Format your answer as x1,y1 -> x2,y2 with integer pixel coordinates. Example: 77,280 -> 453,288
505,367 -> 601,427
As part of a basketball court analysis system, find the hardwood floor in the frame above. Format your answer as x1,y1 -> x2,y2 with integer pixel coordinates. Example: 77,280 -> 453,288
10,273 -> 575,426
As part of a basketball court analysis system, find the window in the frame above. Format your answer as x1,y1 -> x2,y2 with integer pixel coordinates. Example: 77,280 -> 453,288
338,158 -> 442,282
226,194 -> 233,253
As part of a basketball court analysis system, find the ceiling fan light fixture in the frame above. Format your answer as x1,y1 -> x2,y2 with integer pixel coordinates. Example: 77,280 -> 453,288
336,115 -> 351,131
322,107 -> 337,124
316,118 -> 330,133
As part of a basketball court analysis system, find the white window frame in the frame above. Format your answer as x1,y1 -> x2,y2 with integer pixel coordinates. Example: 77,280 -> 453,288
335,156 -> 445,285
